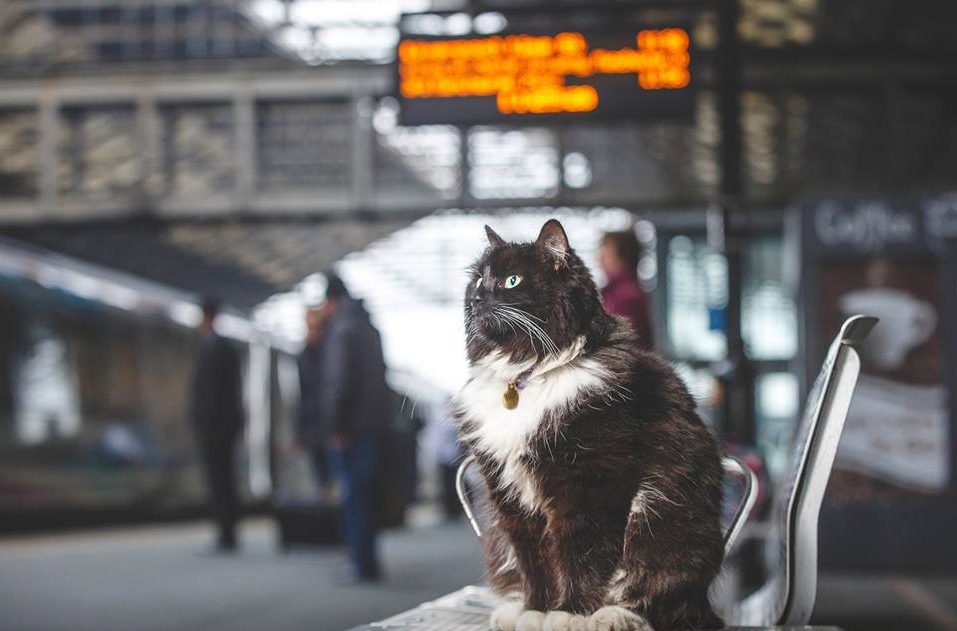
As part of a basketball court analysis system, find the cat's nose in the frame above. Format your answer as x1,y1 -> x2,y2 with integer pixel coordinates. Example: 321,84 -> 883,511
470,288 -> 488,305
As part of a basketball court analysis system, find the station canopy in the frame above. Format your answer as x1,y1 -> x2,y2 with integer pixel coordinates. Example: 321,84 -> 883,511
3,219 -> 409,313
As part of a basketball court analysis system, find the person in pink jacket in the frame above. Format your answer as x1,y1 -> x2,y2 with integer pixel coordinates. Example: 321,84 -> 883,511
599,230 -> 655,352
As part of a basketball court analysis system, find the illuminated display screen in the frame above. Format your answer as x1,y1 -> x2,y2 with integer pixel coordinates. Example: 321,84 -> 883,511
396,26 -> 695,125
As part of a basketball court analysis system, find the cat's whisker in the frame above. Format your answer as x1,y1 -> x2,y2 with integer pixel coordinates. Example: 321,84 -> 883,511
497,305 -> 547,328
494,309 -> 535,343
504,314 -> 560,354
500,311 -> 539,355
498,309 -> 558,357
497,307 -> 560,356
493,312 -> 529,351
500,314 -> 519,337
495,304 -> 548,331
502,317 -> 556,353
501,305 -> 548,325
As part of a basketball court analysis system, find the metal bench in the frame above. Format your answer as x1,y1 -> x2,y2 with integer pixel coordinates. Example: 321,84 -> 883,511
352,315 -> 876,631
720,314 -> 877,627
456,454 -> 759,558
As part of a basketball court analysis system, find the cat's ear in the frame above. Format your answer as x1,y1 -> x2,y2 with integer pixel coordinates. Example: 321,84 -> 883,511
485,225 -> 506,249
535,219 -> 569,269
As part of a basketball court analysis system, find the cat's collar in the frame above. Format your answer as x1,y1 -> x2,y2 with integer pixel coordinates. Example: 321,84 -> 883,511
491,336 -> 587,409
529,334 -> 587,378
477,335 -> 586,378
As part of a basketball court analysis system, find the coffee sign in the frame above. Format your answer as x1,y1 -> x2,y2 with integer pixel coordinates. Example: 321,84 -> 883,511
810,196 -> 957,255
813,200 -> 918,252
802,196 -> 957,569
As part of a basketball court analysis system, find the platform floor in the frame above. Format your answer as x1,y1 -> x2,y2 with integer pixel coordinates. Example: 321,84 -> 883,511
0,517 -> 955,631
0,517 -> 484,631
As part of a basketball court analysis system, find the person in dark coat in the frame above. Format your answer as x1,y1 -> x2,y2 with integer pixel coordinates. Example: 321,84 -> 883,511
297,307 -> 333,497
599,229 -> 655,352
436,402 -> 465,520
318,274 -> 391,582
190,298 -> 244,552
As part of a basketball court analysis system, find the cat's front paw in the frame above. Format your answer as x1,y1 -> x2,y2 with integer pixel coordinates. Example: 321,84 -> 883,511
543,610 -> 588,631
491,601 -> 525,631
586,606 -> 653,631
515,610 -> 546,631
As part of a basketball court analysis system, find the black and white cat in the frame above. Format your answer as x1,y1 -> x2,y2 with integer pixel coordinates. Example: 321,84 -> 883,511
452,220 -> 724,631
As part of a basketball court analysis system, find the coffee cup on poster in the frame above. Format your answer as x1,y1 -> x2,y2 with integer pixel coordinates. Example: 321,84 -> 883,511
840,288 -> 937,371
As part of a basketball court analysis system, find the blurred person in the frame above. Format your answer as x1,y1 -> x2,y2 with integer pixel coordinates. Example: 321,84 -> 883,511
190,298 -> 244,553
318,274 -> 391,583
297,306 -> 334,501
599,229 -> 654,351
436,403 -> 465,520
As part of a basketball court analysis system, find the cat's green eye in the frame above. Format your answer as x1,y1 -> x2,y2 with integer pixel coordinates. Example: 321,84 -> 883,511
475,277 -> 483,288
504,275 -> 523,289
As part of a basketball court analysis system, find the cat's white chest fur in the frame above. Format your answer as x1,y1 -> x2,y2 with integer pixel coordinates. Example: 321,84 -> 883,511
455,347 -> 607,511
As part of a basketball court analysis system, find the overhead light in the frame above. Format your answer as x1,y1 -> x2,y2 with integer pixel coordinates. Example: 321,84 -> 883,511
473,12 -> 506,34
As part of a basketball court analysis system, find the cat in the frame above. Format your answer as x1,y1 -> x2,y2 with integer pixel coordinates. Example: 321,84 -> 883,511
452,220 -> 725,631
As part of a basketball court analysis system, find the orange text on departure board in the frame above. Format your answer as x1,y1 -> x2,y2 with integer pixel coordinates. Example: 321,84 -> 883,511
398,29 -> 691,115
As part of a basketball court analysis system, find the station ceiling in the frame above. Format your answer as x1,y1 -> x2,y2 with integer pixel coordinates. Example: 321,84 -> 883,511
0,218 -> 409,312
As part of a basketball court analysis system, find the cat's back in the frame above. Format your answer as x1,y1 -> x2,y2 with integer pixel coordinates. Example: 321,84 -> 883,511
582,322 -> 718,464
589,321 -> 697,417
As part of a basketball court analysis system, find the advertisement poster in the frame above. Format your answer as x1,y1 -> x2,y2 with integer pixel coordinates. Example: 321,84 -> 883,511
800,197 -> 957,570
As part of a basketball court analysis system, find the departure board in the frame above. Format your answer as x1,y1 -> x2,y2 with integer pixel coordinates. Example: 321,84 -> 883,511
396,26 -> 695,125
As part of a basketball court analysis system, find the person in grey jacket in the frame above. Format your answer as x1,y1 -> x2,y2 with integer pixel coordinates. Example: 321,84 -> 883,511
318,274 -> 391,582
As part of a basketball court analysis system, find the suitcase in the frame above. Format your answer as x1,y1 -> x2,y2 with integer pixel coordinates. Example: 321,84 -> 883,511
376,427 -> 417,529
272,447 -> 342,549
274,501 -> 341,550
